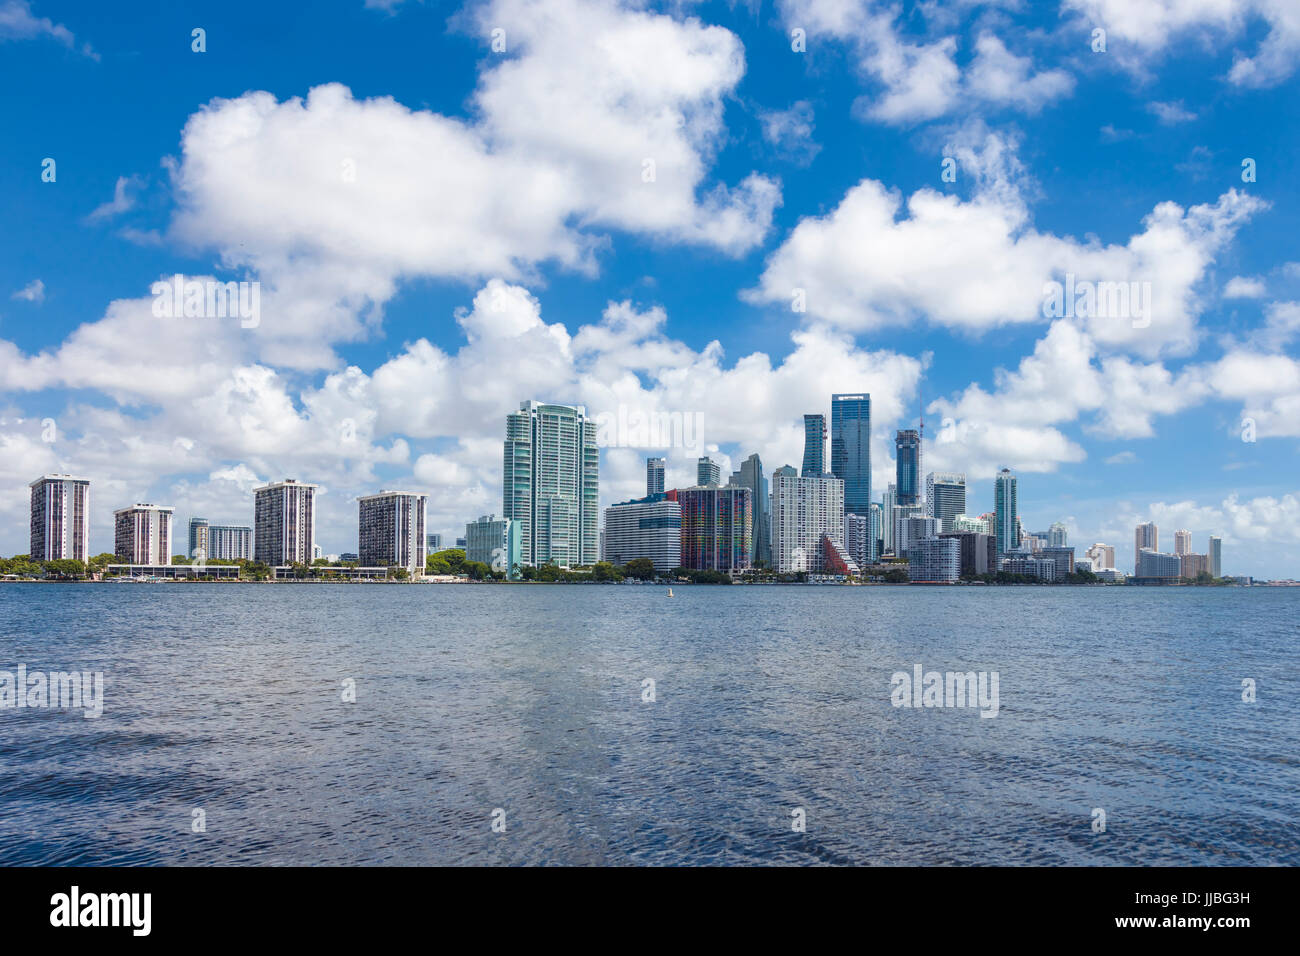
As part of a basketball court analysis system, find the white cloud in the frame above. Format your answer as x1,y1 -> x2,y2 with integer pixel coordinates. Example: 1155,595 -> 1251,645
1064,0 -> 1300,87
10,279 -> 44,303
748,129 -> 1266,358
85,175 -> 141,223
758,101 -> 821,165
966,33 -> 1075,114
1146,99 -> 1197,124
1223,276 -> 1266,299
0,0 -> 95,57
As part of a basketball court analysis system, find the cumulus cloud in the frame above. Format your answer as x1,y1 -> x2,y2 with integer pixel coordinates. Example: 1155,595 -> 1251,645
10,279 -> 44,303
0,0 -> 95,57
747,129 -> 1266,358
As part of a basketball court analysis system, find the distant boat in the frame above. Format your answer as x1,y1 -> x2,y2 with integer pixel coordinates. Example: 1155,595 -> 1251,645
667,587 -> 674,597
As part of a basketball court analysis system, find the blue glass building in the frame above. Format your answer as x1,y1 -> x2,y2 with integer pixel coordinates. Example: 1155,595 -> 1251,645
831,393 -> 871,516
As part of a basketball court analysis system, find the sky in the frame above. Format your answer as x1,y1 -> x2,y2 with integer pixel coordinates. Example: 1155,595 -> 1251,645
1,0 -> 1298,577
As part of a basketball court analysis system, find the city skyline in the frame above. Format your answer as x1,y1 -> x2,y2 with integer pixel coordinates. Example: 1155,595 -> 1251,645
2,0 -> 1297,578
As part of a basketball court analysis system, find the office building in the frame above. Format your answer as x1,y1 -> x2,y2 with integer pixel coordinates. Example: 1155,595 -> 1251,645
908,536 -> 960,584
1208,536 -> 1222,577
728,453 -> 770,567
1136,548 -> 1181,579
253,479 -> 317,566
1134,522 -> 1158,573
1047,522 -> 1068,548
603,494 -> 682,572
897,514 -> 939,554
1000,556 -> 1058,582
427,533 -> 443,553
802,414 -> 827,477
503,400 -> 599,568
671,485 -> 752,572
113,504 -> 173,565
1180,552 -> 1208,579
359,490 -> 427,575
696,456 -> 722,487
869,502 -> 883,562
925,472 -> 966,533
831,394 -> 871,515
29,474 -> 90,563
891,503 -> 926,553
953,514 -> 990,534
940,531 -> 997,578
465,514 -> 522,578
770,466 -> 846,573
1174,529 -> 1192,556
646,457 -> 665,496
1085,543 -> 1115,571
895,429 -> 921,506
882,483 -> 897,553
1040,546 -> 1075,579
994,468 -> 1018,556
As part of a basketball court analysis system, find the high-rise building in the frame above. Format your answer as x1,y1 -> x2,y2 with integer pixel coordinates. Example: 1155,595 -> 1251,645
896,514 -> 939,554
882,483 -> 897,553
206,524 -> 251,560
1174,529 -> 1192,556
254,479 -> 317,566
1040,546 -> 1075,579
831,394 -> 871,515
1208,536 -> 1222,577
1135,522 -> 1158,574
1085,543 -> 1115,570
603,494 -> 682,571
802,414 -> 827,477
465,514 -> 521,578
1048,522 -> 1068,548
646,457 -> 666,496
869,502 -> 883,562
696,456 -> 722,487
953,514 -> 991,534
994,469 -> 1018,556
671,485 -> 751,572
895,430 -> 921,506
925,472 -> 966,533
728,453 -> 770,567
844,512 -> 872,568
1136,548 -> 1180,579
359,490 -> 427,575
940,532 -> 997,578
188,517 -> 209,561
1180,552 -> 1208,579
503,400 -> 599,568
770,466 -> 846,573
29,474 -> 90,563
113,504 -> 173,565
908,536 -> 960,583
427,532 -> 443,553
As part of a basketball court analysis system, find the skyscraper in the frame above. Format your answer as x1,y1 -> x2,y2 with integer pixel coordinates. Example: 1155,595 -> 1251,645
802,414 -> 827,477
770,466 -> 847,573
208,524 -> 251,561
672,485 -> 752,571
1048,522 -> 1068,548
113,504 -> 173,565
994,468 -> 1018,556
189,517 -> 209,561
503,400 -> 599,568
696,456 -> 722,487
882,482 -> 897,554
1135,521 -> 1158,574
1208,536 -> 1222,577
728,453 -> 770,567
925,472 -> 966,533
465,514 -> 521,578
254,479 -> 317,566
1174,529 -> 1192,555
895,430 -> 921,506
1085,543 -> 1115,570
830,394 -> 871,514
29,474 -> 90,563
646,457 -> 666,496
603,495 -> 681,571
358,490 -> 427,574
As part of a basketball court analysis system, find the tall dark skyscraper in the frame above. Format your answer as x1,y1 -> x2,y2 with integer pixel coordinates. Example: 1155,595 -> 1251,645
646,457 -> 665,496
895,429 -> 921,506
802,413 -> 826,477
831,394 -> 871,516
728,453 -> 770,567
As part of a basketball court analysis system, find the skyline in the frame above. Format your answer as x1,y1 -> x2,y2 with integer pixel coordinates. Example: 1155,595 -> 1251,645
2,0 -> 1298,577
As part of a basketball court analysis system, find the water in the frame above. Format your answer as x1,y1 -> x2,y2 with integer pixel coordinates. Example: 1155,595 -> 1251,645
0,582 -> 1295,866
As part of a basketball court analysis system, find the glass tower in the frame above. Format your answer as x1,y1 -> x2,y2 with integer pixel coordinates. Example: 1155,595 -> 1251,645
802,414 -> 827,477
831,394 -> 871,516
994,468 -> 1018,556
895,430 -> 921,506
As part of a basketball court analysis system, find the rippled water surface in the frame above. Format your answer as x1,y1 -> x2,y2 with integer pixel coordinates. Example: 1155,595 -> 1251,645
0,582 -> 1296,865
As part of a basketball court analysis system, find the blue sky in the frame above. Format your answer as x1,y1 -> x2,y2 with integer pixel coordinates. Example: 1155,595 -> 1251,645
2,0 -> 1298,575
